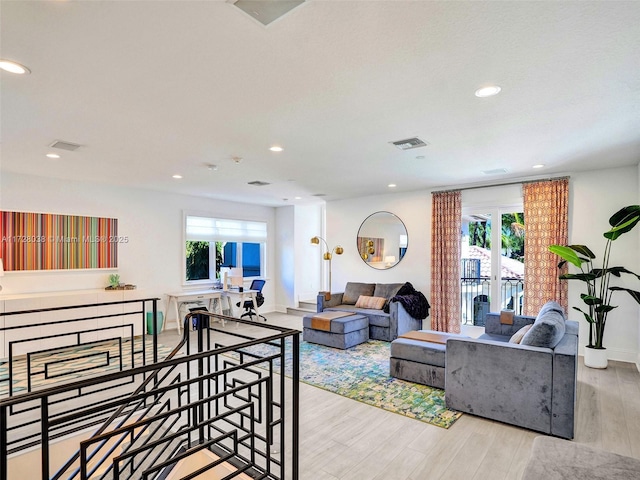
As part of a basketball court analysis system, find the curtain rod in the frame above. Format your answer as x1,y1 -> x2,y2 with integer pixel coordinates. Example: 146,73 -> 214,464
431,175 -> 570,195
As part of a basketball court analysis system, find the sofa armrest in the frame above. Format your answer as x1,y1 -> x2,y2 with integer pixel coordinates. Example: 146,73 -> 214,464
551,332 -> 578,439
389,301 -> 423,340
316,292 -> 344,312
445,337 -> 554,434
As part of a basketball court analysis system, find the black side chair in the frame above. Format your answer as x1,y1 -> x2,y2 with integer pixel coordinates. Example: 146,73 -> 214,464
237,279 -> 266,321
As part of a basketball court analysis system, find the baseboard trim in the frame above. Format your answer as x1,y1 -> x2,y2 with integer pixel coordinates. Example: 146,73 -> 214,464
578,345 -> 638,364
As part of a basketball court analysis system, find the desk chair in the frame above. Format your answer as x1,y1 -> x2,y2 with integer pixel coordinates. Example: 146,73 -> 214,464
237,279 -> 266,321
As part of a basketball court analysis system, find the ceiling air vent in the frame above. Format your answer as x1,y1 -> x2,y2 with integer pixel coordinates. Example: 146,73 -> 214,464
49,140 -> 82,151
248,180 -> 271,186
228,0 -> 306,26
482,168 -> 508,175
312,193 -> 326,197
390,137 -> 428,151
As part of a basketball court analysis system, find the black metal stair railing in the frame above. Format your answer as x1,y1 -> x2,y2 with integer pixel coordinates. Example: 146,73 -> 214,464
1,308 -> 300,480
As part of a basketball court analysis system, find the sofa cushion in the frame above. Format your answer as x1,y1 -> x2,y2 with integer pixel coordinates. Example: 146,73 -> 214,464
391,337 -> 447,368
521,303 -> 566,348
355,295 -> 386,310
373,283 -> 404,300
342,282 -> 376,305
536,300 -> 565,321
509,324 -> 533,344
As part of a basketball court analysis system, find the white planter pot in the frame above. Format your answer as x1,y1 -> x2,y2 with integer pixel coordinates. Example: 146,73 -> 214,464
584,346 -> 608,369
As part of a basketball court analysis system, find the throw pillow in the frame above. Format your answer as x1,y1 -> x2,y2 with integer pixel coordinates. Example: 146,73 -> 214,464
342,282 -> 376,305
355,295 -> 386,310
509,324 -> 533,344
521,309 -> 566,348
536,300 -> 565,321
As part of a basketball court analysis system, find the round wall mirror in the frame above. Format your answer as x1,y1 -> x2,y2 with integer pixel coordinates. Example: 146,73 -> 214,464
356,211 -> 408,269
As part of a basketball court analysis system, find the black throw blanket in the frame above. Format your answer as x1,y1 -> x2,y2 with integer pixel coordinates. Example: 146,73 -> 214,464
388,282 -> 431,320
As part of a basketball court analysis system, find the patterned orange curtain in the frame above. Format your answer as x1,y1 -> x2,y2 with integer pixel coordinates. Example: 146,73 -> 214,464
522,178 -> 569,315
431,190 -> 461,333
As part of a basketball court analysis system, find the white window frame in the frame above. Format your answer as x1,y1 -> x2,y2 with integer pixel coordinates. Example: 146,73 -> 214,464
183,213 -> 267,286
461,202 -> 523,313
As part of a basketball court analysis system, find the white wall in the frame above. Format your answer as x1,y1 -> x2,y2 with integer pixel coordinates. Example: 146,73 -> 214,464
325,165 -> 640,362
326,190 -> 432,299
294,204 -> 323,304
274,206 -> 295,312
570,166 -> 640,363
0,172 -> 278,314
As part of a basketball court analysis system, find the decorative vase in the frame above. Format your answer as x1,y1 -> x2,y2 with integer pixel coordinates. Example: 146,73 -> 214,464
584,346 -> 607,369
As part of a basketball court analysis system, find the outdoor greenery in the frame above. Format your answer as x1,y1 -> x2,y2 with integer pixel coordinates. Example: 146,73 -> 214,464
468,213 -> 525,263
549,205 -> 640,349
186,241 -> 210,280
502,212 -> 525,262
469,219 -> 490,248
186,241 -> 224,281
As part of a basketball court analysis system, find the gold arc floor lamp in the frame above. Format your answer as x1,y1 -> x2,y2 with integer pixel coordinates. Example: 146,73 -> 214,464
310,236 -> 343,300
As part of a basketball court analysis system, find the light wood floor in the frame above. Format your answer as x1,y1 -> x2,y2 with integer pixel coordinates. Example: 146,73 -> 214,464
159,311 -> 640,480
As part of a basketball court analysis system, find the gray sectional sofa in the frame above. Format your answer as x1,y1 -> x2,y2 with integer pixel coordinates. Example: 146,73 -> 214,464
316,282 -> 424,341
445,302 -> 579,439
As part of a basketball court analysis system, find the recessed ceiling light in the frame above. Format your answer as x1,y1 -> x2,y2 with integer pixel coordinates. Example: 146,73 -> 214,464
294,196 -> 302,200
532,164 -> 545,169
0,60 -> 30,74
172,174 -> 183,179
269,146 -> 283,152
388,183 -> 397,188
46,153 -> 60,159
475,85 -> 501,97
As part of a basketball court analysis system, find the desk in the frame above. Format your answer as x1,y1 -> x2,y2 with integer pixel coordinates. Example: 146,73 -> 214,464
165,290 -> 223,334
220,289 -> 262,320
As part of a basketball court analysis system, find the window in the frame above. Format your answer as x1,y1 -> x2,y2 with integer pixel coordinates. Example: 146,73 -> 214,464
185,216 -> 267,283
460,207 -> 525,326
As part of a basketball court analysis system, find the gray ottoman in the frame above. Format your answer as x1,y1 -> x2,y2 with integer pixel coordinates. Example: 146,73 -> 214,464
390,330 -> 467,389
303,313 -> 369,349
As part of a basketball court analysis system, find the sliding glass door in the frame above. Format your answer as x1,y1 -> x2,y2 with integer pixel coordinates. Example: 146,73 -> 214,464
460,207 -> 524,326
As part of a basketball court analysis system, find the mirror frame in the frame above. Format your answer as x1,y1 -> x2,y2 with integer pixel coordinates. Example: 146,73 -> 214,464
356,211 -> 408,270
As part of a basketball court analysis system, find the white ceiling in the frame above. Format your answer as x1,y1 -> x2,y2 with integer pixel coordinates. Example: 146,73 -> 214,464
1,0 -> 639,207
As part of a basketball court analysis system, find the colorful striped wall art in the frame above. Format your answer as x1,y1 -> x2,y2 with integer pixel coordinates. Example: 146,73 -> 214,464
0,211 -> 119,271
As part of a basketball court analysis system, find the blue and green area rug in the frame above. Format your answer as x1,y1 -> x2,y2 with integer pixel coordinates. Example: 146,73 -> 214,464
236,339 -> 462,429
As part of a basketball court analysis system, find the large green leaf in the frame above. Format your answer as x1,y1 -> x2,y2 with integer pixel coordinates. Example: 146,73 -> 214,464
609,205 -> 640,228
560,272 -> 596,282
567,244 -> 596,258
548,245 -> 581,267
605,205 -> 640,240
595,305 -> 616,313
572,306 -> 594,323
609,286 -> 640,304
607,267 -> 640,281
579,294 -> 602,305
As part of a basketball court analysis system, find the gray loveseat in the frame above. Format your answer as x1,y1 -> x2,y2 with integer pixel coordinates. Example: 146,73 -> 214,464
316,282 -> 424,341
445,302 -> 578,439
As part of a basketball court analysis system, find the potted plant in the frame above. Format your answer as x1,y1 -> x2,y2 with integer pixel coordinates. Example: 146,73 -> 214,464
108,273 -> 120,289
548,205 -> 640,369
